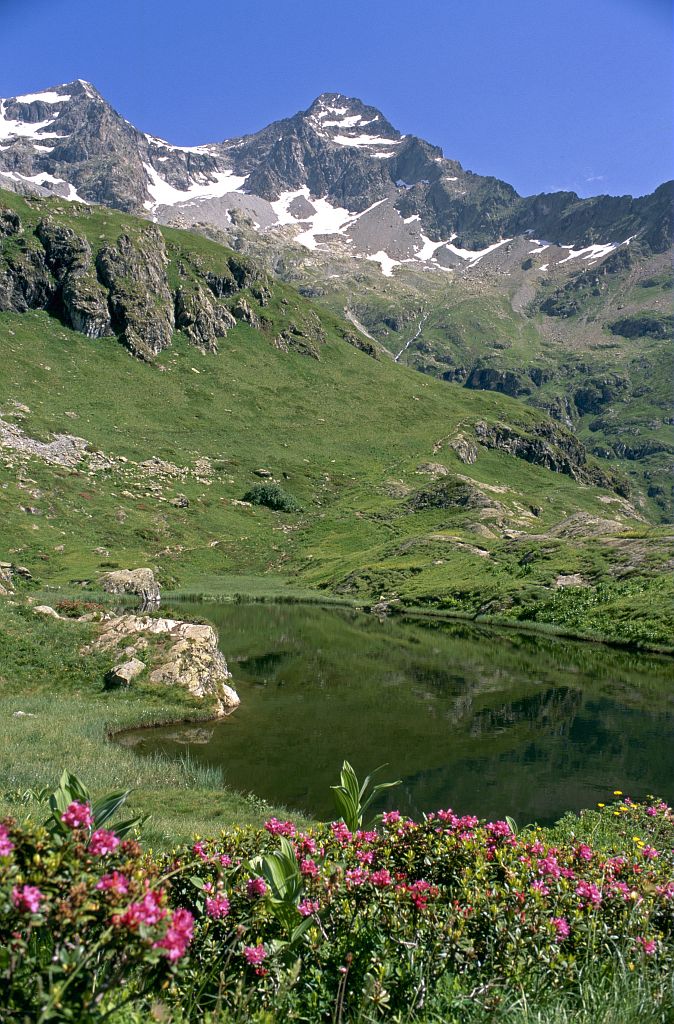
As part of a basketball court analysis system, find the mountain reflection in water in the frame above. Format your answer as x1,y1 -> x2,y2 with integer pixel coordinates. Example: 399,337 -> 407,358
119,603 -> 674,824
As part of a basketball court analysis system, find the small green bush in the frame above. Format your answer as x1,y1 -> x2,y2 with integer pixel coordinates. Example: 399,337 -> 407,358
243,482 -> 302,512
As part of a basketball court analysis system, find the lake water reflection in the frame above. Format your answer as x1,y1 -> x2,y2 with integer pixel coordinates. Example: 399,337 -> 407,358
119,603 -> 674,824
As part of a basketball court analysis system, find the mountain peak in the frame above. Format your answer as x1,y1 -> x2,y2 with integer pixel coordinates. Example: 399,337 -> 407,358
304,93 -> 400,147
9,80 -> 102,105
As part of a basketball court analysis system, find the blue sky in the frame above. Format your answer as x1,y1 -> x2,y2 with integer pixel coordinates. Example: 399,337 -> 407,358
2,0 -> 671,197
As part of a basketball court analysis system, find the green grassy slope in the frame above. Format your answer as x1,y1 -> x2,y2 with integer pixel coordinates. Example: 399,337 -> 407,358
0,192 -> 672,647
267,241 -> 674,521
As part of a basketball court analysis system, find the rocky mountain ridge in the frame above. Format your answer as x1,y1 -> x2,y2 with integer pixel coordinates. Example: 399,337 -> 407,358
0,82 -> 671,279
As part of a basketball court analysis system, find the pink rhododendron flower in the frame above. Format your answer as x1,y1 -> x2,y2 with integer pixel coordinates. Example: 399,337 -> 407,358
356,848 -> 374,865
246,877 -> 267,898
400,879 -> 437,911
637,936 -> 656,955
244,944 -> 267,966
382,810 -> 401,825
88,828 -> 120,856
296,833 -> 317,855
370,869 -> 393,887
532,880 -> 550,896
345,867 -> 369,887
264,817 -> 295,837
552,917 -> 570,940
113,889 -> 166,928
219,853 -> 232,867
298,899 -> 319,917
192,841 -> 208,862
331,822 -> 352,844
577,844 -> 593,861
61,801 -> 93,829
0,824 -> 14,856
538,855 -> 561,879
154,908 -> 193,961
486,820 -> 512,837
11,884 -> 43,913
96,871 -> 129,895
206,894 -> 230,919
641,845 -> 659,860
576,880 -> 602,905
300,858 -> 318,877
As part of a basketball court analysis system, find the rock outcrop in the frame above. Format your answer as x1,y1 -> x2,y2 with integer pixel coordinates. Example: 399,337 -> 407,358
0,205 -> 306,361
0,561 -> 33,594
473,420 -> 627,494
448,434 -> 479,465
230,297 -> 261,329
464,366 -> 533,398
99,567 -> 161,606
95,228 -> 174,359
174,285 -> 236,351
0,241 -> 53,313
272,310 -> 326,359
36,219 -> 112,337
89,613 -> 239,715
0,562 -> 15,595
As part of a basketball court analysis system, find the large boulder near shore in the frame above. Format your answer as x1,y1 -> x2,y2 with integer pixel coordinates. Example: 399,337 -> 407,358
99,568 -> 161,606
88,614 -> 239,715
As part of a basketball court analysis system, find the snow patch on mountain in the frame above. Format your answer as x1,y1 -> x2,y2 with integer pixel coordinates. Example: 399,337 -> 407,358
143,163 -> 247,210
270,188 -> 313,226
144,133 -> 221,155
332,133 -> 401,148
294,196 -> 354,250
558,242 -> 618,264
0,170 -> 87,202
415,235 -> 448,261
446,237 -> 513,265
13,91 -> 71,104
366,251 -> 401,276
0,101 -> 65,142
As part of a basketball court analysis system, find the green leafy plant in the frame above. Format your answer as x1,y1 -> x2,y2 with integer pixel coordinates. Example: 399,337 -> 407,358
242,482 -> 302,513
45,769 -> 144,837
330,760 -> 401,832
249,836 -> 313,944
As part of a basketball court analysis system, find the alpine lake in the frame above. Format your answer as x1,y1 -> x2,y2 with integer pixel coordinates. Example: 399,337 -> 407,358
118,602 -> 674,825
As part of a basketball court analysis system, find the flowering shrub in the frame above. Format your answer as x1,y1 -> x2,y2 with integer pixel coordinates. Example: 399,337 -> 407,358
1,790 -> 673,1021
0,796 -> 198,1022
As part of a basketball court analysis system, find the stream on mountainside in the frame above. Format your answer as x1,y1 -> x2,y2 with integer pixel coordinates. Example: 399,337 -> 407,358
394,312 -> 428,362
117,602 -> 674,824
